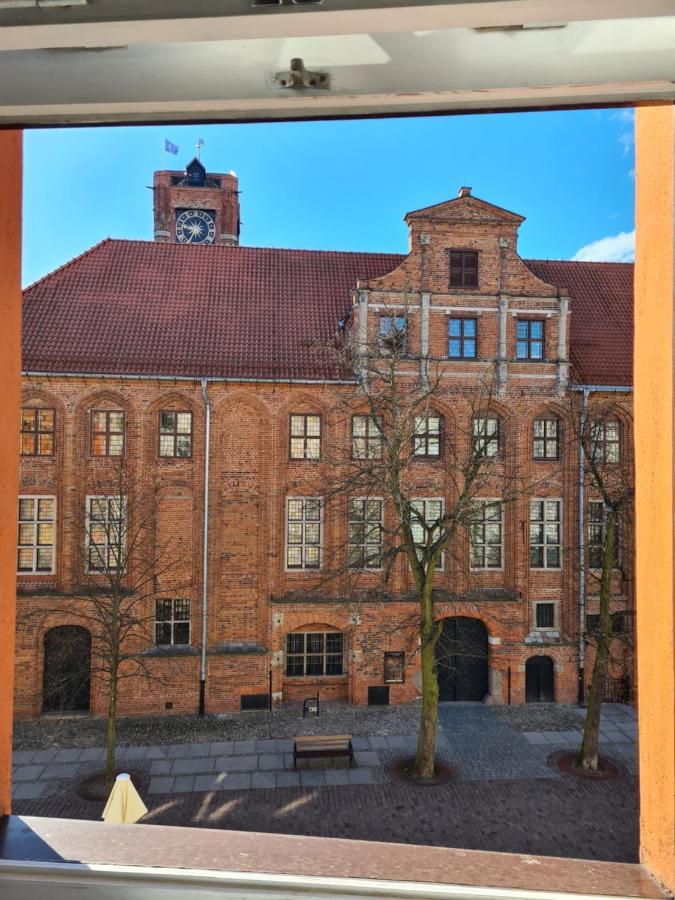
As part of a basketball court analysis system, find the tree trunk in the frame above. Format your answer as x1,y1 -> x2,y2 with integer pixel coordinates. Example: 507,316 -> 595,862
411,587 -> 439,780
577,638 -> 607,770
105,674 -> 118,785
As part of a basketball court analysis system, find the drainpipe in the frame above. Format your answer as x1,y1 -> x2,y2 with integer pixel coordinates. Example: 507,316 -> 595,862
577,388 -> 589,706
199,379 -> 211,717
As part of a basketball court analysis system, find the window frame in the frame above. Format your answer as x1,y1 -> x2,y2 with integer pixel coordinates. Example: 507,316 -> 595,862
449,249 -> 479,289
533,600 -> 556,630
384,651 -> 405,684
516,318 -> 545,361
348,496 -> 384,570
588,419 -> 621,465
154,598 -> 191,646
17,495 -> 56,575
410,496 -> 445,571
20,407 -> 56,457
447,316 -> 478,359
378,314 -> 408,354
351,414 -> 383,460
289,413 -> 322,461
529,498 -> 563,570
158,409 -> 194,459
89,408 -> 125,457
412,414 -> 443,458
588,499 -> 621,570
533,417 -> 560,460
284,630 -> 344,677
285,496 -> 324,571
472,414 -> 501,459
85,494 -> 127,574
469,498 -> 504,571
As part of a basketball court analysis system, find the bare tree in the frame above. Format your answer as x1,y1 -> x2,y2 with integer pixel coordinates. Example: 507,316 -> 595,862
25,458 -> 186,784
314,311 -> 523,781
575,401 -> 633,772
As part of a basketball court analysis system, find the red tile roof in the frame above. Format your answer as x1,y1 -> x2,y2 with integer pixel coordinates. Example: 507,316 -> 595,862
22,240 -> 633,385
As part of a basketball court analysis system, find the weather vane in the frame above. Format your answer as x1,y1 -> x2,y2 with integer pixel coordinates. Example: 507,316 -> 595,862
196,137 -> 205,160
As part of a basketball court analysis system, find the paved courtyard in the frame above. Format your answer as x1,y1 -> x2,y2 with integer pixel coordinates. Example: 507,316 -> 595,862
11,704 -> 638,863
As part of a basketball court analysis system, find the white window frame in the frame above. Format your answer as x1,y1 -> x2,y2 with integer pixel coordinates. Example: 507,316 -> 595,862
289,413 -> 322,461
411,497 -> 444,571
155,598 -> 191,646
348,496 -> 384,570
533,600 -> 557,631
285,496 -> 323,571
17,495 -> 56,575
529,498 -> 563,570
469,498 -> 503,571
85,494 -> 127,574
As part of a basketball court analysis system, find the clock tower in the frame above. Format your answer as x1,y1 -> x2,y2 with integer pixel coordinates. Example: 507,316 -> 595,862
153,157 -> 240,246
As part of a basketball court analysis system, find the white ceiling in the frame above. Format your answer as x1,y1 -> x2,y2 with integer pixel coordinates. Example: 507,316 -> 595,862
0,0 -> 673,124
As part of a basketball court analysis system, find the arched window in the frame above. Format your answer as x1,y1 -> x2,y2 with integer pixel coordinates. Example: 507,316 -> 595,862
472,414 -> 501,458
413,414 -> 443,457
21,405 -> 55,456
89,408 -> 125,457
533,417 -> 560,459
589,419 -> 621,463
285,630 -> 344,677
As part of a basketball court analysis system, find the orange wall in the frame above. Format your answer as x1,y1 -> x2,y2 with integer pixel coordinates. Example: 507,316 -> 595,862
634,104 -> 675,894
0,130 -> 22,816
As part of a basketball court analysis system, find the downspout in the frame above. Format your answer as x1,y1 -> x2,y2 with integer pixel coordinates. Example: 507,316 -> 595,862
577,388 -> 589,706
199,379 -> 211,717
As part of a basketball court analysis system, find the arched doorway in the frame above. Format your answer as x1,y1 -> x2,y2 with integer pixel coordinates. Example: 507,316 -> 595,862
525,655 -> 555,703
42,625 -> 91,713
435,617 -> 489,702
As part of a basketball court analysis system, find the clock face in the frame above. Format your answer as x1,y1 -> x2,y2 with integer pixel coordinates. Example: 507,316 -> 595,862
175,208 -> 216,245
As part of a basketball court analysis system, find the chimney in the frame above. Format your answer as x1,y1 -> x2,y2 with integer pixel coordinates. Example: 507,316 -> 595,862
458,186 -> 472,198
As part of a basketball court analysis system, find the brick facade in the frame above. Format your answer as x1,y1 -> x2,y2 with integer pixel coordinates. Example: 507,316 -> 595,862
15,172 -> 634,719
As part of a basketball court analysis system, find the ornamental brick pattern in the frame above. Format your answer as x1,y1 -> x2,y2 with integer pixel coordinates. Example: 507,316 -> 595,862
14,174 -> 634,719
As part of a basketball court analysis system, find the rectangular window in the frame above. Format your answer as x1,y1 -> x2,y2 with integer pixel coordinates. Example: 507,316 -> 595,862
348,498 -> 383,569
352,415 -> 383,459
470,500 -> 503,569
411,498 -> 444,570
448,317 -> 477,359
588,500 -> 620,569
286,497 -> 322,570
384,651 -> 405,684
516,319 -> 544,360
472,415 -> 500,458
379,315 -> 407,353
285,631 -> 344,676
449,250 -> 478,288
529,499 -> 562,569
533,418 -> 560,459
413,415 -> 442,457
17,496 -> 55,574
289,414 -> 322,460
586,612 -> 625,636
86,495 -> 126,573
155,598 -> 191,645
20,408 -> 55,457
159,410 -> 193,458
90,409 -> 125,457
589,420 -> 620,464
535,601 -> 555,629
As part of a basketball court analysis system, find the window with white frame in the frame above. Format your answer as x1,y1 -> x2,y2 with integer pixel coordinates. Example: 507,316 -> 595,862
17,496 -> 56,574
589,419 -> 620,464
529,499 -> 562,569
286,497 -> 322,570
588,500 -> 620,569
155,598 -> 191,645
285,631 -> 344,676
289,414 -> 321,460
352,414 -> 383,459
470,500 -> 503,569
534,601 -> 556,630
413,414 -> 442,457
533,418 -> 560,459
472,415 -> 500,458
348,498 -> 383,569
411,498 -> 444,569
86,495 -> 126,573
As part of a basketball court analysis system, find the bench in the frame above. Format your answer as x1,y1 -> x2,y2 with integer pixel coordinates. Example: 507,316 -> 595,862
293,734 -> 354,769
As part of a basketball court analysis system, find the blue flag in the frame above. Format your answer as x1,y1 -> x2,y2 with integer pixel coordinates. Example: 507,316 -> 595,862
164,139 -> 179,155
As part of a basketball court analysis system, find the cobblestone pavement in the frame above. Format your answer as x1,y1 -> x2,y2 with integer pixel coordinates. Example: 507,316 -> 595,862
11,704 -> 638,863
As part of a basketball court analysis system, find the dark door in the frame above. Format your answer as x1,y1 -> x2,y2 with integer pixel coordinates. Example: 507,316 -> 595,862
525,656 -> 555,703
435,617 -> 489,702
43,625 -> 91,713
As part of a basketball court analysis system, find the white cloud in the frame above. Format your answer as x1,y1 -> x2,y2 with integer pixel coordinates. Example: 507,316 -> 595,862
571,230 -> 635,263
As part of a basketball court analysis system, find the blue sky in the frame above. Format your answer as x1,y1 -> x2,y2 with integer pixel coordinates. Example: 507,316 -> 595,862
23,108 -> 634,287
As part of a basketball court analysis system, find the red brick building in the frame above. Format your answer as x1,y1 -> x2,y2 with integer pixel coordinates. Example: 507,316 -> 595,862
15,158 -> 634,719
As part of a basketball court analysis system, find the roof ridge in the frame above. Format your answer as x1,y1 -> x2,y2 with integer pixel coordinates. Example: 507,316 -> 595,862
525,257 -> 634,267
80,238 -> 404,259
23,237 -> 113,292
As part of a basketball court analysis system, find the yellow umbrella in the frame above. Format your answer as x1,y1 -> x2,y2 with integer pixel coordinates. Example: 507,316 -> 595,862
102,772 -> 148,824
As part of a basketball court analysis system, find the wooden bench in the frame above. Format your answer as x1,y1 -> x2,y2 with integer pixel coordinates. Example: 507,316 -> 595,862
293,734 -> 354,769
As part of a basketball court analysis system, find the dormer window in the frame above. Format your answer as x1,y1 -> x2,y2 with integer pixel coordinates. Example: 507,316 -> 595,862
449,250 -> 478,288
